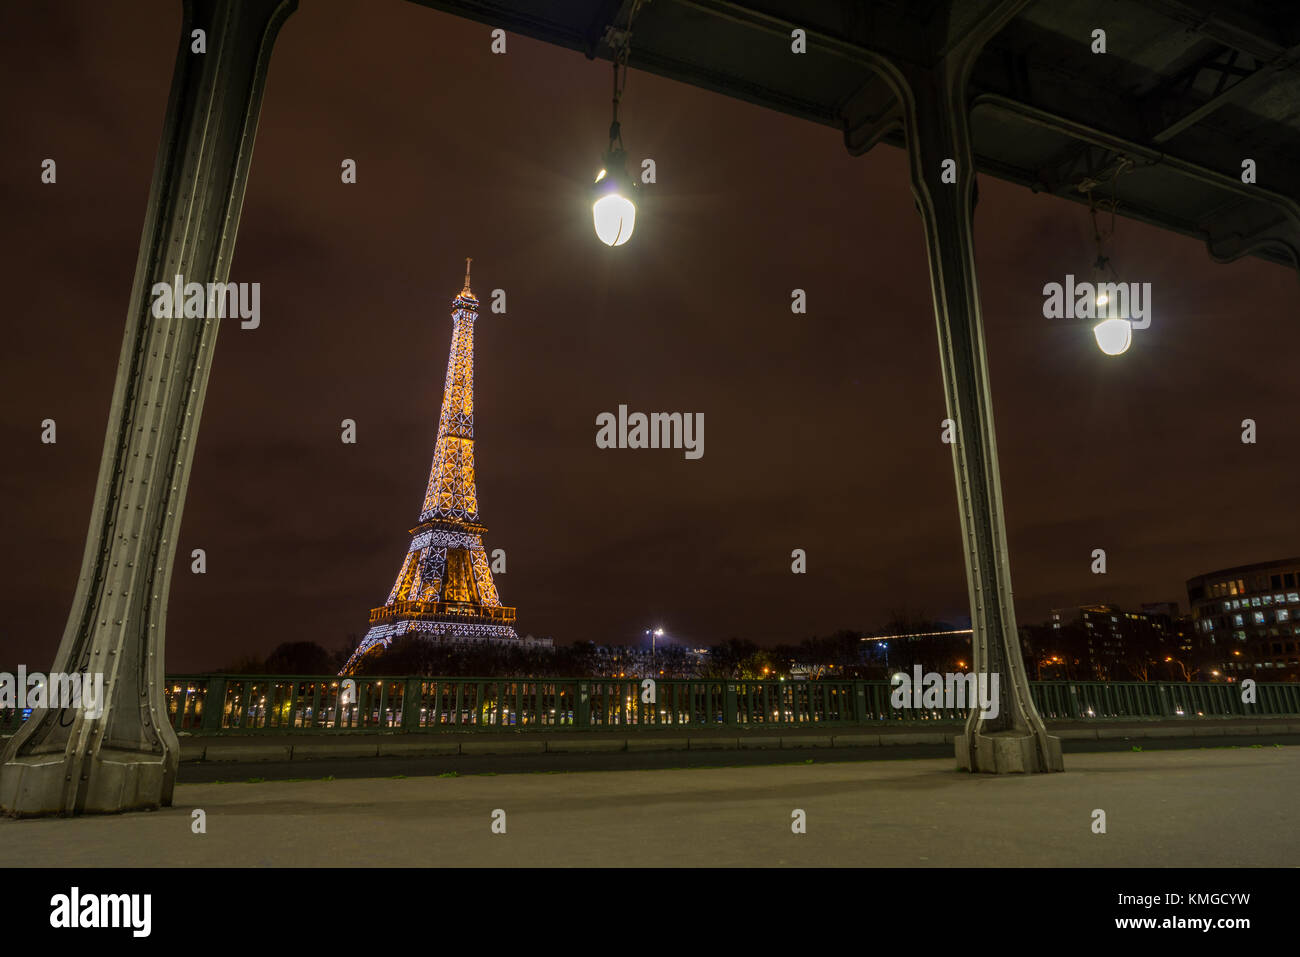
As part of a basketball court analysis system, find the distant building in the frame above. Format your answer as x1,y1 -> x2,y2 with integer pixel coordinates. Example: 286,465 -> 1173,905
788,663 -> 852,680
584,643 -> 710,678
1187,558 -> 1300,682
1140,601 -> 1180,619
1047,604 -> 1183,681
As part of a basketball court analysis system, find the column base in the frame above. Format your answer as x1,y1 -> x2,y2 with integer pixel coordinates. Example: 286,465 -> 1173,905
1,748 -> 176,817
956,730 -> 1064,774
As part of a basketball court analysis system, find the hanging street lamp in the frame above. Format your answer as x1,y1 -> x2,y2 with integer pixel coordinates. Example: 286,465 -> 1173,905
592,1 -> 645,246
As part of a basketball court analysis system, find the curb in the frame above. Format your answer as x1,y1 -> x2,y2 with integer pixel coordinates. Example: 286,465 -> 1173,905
177,721 -> 1300,763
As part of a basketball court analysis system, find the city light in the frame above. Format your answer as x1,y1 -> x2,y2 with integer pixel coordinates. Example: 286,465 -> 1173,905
861,628 -> 973,641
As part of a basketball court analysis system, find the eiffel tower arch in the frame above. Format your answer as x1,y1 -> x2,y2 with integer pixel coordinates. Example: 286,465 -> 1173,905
343,261 -> 519,673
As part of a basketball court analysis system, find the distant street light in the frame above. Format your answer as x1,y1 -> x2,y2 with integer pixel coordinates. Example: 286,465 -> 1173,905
645,627 -> 665,671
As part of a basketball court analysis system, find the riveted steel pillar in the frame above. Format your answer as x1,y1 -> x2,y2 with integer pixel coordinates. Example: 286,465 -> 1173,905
0,0 -> 297,815
693,0 -> 1060,770
889,3 -> 1063,773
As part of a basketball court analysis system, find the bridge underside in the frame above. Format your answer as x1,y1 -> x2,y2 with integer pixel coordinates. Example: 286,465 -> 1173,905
409,0 -> 1300,274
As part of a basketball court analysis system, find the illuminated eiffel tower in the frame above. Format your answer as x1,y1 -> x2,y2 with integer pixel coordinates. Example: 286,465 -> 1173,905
343,260 -> 517,673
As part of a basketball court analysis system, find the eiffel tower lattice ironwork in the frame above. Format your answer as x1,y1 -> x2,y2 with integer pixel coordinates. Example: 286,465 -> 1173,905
343,259 -> 517,673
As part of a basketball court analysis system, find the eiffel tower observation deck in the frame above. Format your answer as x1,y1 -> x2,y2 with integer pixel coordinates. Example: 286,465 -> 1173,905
343,260 -> 520,673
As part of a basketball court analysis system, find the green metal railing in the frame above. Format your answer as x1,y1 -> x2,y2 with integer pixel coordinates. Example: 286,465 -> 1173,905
142,675 -> 1300,733
3,676 -> 1298,735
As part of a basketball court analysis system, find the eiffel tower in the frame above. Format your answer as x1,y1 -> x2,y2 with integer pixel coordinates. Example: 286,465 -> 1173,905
343,260 -> 517,673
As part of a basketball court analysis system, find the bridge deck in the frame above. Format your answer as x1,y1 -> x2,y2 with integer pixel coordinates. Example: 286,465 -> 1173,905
3,747 -> 1295,867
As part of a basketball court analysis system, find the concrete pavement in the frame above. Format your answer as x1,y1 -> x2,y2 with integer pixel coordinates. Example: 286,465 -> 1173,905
2,746 -> 1296,867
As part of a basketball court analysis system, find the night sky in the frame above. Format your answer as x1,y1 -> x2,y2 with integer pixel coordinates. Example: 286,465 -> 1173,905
2,1 -> 1298,672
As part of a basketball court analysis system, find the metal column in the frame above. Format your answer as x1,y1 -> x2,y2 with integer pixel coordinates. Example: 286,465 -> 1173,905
890,2 -> 1064,773
0,0 -> 298,815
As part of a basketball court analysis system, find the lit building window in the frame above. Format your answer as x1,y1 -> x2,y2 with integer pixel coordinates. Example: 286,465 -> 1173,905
1254,612 -> 1266,625
1233,614 -> 1244,626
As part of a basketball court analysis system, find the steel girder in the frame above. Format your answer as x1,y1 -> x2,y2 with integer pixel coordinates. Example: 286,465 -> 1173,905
0,0 -> 298,816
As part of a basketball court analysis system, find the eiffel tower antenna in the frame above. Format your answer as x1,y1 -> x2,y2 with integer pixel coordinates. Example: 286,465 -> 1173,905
344,263 -> 517,673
